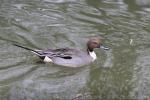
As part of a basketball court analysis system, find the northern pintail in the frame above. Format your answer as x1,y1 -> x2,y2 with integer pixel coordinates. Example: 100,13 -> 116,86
14,37 -> 109,67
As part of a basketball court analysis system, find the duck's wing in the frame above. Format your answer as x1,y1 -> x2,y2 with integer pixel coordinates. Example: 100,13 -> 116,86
39,48 -> 76,59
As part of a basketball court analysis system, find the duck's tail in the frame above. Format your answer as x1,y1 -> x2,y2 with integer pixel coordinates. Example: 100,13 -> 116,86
13,44 -> 41,56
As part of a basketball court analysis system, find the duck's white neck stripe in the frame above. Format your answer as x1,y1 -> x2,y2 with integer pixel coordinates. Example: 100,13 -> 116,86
88,51 -> 97,61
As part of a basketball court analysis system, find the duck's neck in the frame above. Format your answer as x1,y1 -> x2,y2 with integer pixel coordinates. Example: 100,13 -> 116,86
87,49 -> 97,61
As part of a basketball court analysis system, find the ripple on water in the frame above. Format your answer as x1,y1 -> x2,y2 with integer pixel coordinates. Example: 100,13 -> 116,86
131,48 -> 150,100
9,67 -> 90,99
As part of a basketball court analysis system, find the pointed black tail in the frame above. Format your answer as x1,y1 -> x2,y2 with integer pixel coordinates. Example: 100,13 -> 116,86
13,44 -> 41,55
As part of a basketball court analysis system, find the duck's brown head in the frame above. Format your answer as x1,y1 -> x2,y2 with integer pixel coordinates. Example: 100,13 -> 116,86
87,37 -> 109,52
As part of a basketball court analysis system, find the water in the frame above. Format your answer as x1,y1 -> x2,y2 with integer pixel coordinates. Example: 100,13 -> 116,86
0,0 -> 150,99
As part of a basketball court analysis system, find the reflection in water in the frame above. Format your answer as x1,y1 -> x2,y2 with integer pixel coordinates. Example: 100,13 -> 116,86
0,0 -> 150,99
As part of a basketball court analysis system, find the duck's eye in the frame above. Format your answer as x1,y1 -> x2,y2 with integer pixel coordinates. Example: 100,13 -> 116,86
93,42 -> 97,45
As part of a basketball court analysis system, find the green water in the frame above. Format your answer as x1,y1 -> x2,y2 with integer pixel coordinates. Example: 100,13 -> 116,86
0,0 -> 150,99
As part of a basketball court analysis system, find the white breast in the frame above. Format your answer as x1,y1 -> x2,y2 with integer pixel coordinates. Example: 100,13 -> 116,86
89,51 -> 97,61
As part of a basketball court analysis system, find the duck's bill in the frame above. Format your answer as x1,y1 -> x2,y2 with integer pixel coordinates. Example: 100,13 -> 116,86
100,45 -> 110,50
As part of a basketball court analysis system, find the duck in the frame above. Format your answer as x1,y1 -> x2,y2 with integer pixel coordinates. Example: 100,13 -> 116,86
13,37 -> 109,67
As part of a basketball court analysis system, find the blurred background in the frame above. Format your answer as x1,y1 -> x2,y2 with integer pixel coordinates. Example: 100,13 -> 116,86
0,0 -> 150,99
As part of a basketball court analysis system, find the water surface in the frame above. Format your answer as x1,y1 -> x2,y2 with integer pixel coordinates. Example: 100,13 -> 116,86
0,0 -> 150,99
